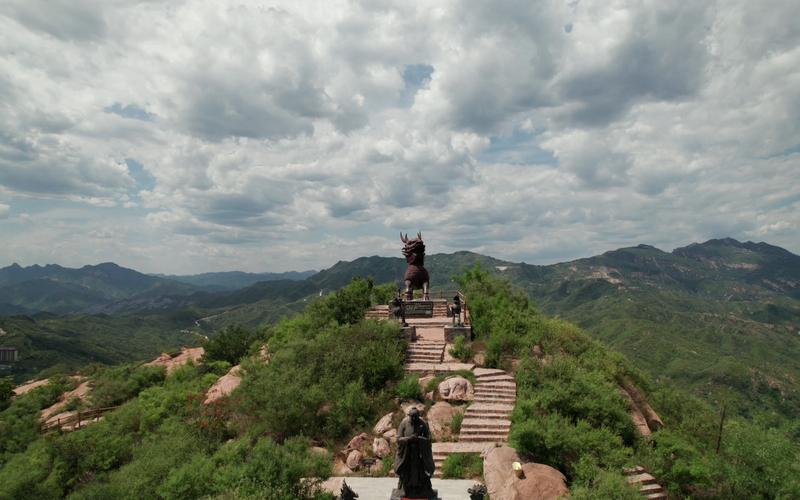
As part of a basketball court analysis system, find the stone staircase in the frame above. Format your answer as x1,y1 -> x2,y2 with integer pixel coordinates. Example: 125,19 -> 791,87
624,466 -> 667,499
459,368 -> 515,442
365,305 -> 389,320
405,341 -> 445,364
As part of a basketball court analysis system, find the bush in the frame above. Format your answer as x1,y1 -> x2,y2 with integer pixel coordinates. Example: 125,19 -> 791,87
90,364 -> 166,408
451,412 -> 464,434
441,453 -> 482,479
396,374 -> 422,401
510,413 -> 631,482
203,325 -> 261,365
570,470 -> 641,499
448,336 -> 473,362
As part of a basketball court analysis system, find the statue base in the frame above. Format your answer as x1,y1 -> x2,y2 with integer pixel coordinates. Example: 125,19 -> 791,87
390,489 -> 440,500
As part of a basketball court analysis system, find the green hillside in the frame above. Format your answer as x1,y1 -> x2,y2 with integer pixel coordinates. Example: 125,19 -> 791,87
0,263 -> 199,315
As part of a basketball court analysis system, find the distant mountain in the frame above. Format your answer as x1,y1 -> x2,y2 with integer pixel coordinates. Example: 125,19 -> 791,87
495,239 -> 800,419
155,270 -> 317,290
0,262 -> 199,314
3,239 -> 799,420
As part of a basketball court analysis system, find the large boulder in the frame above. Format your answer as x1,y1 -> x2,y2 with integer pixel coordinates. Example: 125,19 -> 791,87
346,449 -> 363,470
344,432 -> 370,452
483,445 -> 568,500
426,401 -> 461,440
373,437 -> 391,458
204,365 -> 242,404
373,412 -> 395,435
383,428 -> 397,443
438,376 -> 474,402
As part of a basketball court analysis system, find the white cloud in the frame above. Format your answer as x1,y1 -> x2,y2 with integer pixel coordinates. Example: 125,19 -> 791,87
0,0 -> 798,272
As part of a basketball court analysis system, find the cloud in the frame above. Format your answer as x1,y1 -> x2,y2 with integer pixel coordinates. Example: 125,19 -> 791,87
0,0 -> 798,272
0,203 -> 8,219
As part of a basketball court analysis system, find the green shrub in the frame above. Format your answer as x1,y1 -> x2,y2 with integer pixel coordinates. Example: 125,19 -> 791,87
203,325 -> 261,365
510,413 -> 631,482
570,470 -> 641,499
90,364 -> 166,408
451,411 -> 464,434
396,374 -> 422,401
441,453 -> 482,479
448,336 -> 473,362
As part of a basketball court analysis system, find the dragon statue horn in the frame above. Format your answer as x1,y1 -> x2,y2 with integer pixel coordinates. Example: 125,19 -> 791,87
417,231 -> 422,240
400,232 -> 408,243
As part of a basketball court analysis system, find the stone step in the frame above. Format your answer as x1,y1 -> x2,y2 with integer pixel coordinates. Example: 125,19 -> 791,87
474,387 -> 517,395
460,418 -> 511,428
476,373 -> 516,382
459,427 -> 509,435
640,484 -> 665,495
644,493 -> 667,500
465,403 -> 514,413
475,379 -> 516,387
407,346 -> 445,351
474,396 -> 516,403
460,435 -> 508,442
474,368 -> 508,377
626,473 -> 657,486
432,442 -> 494,453
464,413 -> 512,421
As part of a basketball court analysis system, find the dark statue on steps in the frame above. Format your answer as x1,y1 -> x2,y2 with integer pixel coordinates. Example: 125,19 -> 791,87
401,232 -> 430,301
392,407 -> 438,500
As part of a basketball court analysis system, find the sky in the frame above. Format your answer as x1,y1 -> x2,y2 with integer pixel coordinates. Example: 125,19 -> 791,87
0,0 -> 798,274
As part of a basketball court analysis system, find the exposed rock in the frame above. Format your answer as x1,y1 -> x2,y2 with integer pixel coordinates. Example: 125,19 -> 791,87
373,412 -> 395,435
532,344 -> 544,358
418,375 -> 436,392
401,401 -> 425,416
426,401 -> 461,440
484,445 -> 568,500
438,376 -> 474,402
344,432 -> 370,452
12,378 -> 50,397
369,459 -> 384,475
333,458 -> 352,475
204,365 -> 242,404
345,449 -> 362,470
40,380 -> 91,422
383,428 -> 397,443
621,381 -> 664,433
258,344 -> 271,363
425,391 -> 435,401
145,346 -> 204,375
473,352 -> 486,366
372,437 -> 391,458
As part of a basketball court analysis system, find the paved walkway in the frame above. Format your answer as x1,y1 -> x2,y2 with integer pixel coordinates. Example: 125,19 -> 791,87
320,477 -> 479,500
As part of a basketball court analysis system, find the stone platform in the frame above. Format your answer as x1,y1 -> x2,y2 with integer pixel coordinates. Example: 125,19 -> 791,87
319,477 -> 478,500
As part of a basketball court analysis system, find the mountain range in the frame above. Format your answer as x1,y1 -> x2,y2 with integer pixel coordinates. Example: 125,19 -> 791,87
1,238 -> 799,420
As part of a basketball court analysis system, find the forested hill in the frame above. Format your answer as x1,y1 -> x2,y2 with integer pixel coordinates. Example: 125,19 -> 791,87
2,238 -> 799,420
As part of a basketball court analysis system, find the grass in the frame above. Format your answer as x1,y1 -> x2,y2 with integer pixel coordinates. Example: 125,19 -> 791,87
441,453 -> 483,479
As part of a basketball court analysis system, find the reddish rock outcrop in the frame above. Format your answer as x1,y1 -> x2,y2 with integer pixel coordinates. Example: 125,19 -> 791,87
438,376 -> 474,402
146,347 -> 204,375
427,401 -> 462,440
483,445 -> 568,500
204,365 -> 242,404
373,411 -> 395,435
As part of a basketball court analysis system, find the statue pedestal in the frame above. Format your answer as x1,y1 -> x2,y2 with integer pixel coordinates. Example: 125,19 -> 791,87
390,489 -> 440,500
403,301 -> 435,318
